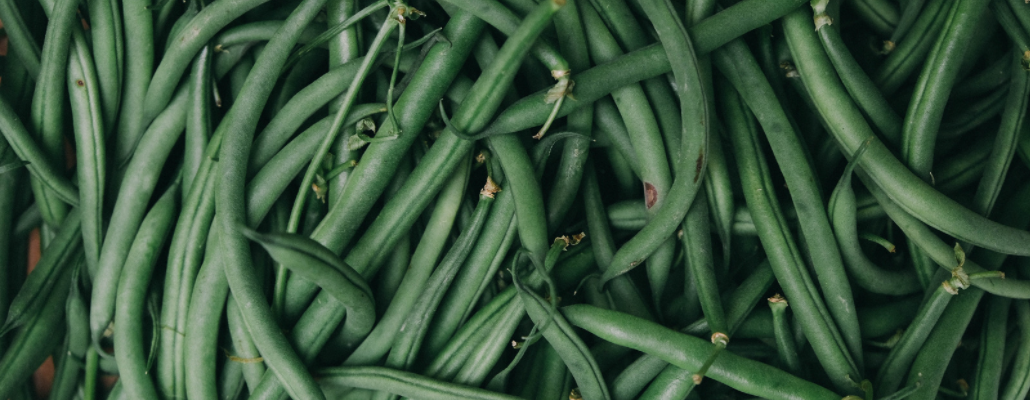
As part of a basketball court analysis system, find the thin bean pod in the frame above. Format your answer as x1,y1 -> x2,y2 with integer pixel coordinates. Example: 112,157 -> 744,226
114,183 -> 179,400
563,304 -> 841,400
783,7 -> 1030,257
1001,300 -> 1030,400
971,295 -> 1011,400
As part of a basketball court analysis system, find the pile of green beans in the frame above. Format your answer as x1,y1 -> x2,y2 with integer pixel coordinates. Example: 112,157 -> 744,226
3,0 -> 1030,398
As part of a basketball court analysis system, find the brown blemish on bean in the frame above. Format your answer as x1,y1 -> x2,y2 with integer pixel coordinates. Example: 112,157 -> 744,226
694,150 -> 704,183
76,80 -> 85,87
645,182 -> 657,209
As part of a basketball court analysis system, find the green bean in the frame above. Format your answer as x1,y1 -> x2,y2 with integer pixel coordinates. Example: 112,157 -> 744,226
1001,300 -> 1030,400
938,86 -> 1008,140
971,295 -> 1011,400
324,0 -> 364,210
529,342 -> 572,400
318,366 -> 523,400
0,261 -> 70,399
87,0 -> 122,130
600,0 -> 710,288
816,19 -> 902,145
29,0 -> 77,227
480,0 -> 808,137
212,20 -> 326,50
564,304 -> 842,400
381,185 -> 496,381
215,0 -> 332,397
282,5 -> 401,250
114,182 -> 178,400
682,260 -> 776,337
768,295 -> 803,375
184,46 -> 213,200
593,98 -> 642,177
722,82 -> 860,392
0,144 -> 16,358
421,188 -> 519,359
183,239 -> 229,400
683,190 -> 726,336
140,0 -> 271,130
611,354 -> 671,400
218,350 -> 246,400
0,0 -> 42,77
581,0 -> 675,306
245,13 -> 489,399
704,127 -> 734,270
112,0 -> 154,163
513,259 -> 611,400
49,268 -> 89,400
971,51 -> 1030,216
784,6 -> 1030,256
546,0 -> 593,231
90,86 -> 188,350
848,0 -> 899,36
902,287 -> 984,400
829,140 -> 920,295
1,210 -> 81,335
66,32 -> 107,278
343,156 -> 470,366
874,0 -> 950,95
245,228 -> 376,347
226,295 -> 265,391
343,0 -> 561,278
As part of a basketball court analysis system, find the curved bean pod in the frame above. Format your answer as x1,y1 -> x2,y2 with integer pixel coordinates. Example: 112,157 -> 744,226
563,304 -> 841,400
783,7 -> 1030,256
318,366 -> 522,400
114,183 -> 179,400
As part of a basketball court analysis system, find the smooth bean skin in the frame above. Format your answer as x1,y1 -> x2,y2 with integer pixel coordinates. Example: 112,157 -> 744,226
782,7 -> 1030,257
1001,300 -> 1030,400
479,0 -> 808,137
563,305 -> 841,400
0,262 -> 71,399
317,366 -> 523,400
114,184 -> 179,400
245,12 -> 489,400
215,0 -> 330,397
970,295 -> 1010,400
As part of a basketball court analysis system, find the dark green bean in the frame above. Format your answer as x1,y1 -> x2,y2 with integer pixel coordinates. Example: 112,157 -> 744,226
902,288 -> 984,400
829,140 -> 920,295
1001,300 -> 1030,400
722,80 -> 861,393
480,0 -> 809,137
715,37 -> 865,371
545,0 -> 593,231
140,0 -> 271,129
114,182 -> 178,400
581,0 -> 675,308
66,32 -> 107,278
564,304 -> 842,400
183,238 -> 229,400
90,86 -> 188,350
244,228 -> 375,347
783,6 -> 1030,257
318,366 -> 522,400
226,295 -> 265,391
28,0 -> 77,226
816,19 -> 902,145
971,51 -> 1030,216
874,0 -> 950,95
1,210 -> 80,335
513,257 -> 611,400
343,157 -> 470,366
0,0 -> 42,77
245,13 -> 489,399
113,0 -> 154,163
769,295 -> 803,375
183,46 -> 213,201
86,0 -> 122,130
215,0 -> 331,397
971,295 -> 1010,400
